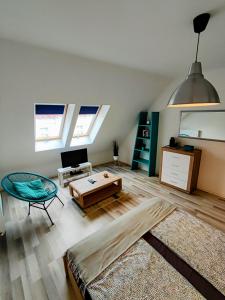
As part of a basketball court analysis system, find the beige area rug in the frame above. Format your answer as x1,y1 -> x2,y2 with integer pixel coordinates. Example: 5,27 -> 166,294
152,210 -> 225,296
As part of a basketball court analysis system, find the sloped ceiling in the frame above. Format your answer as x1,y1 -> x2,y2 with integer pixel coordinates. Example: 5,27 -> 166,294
0,0 -> 225,76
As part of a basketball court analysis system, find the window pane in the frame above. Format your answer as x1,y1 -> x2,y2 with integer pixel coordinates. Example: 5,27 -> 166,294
36,115 -> 63,139
35,104 -> 66,140
73,106 -> 99,137
73,114 -> 96,137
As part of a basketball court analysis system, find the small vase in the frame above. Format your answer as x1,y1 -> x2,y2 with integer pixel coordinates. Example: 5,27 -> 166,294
113,156 -> 119,161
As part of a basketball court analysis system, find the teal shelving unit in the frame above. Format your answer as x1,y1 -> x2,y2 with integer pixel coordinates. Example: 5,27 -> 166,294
131,111 -> 159,176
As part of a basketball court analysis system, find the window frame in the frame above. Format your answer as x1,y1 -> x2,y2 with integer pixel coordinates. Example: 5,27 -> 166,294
35,104 -> 68,142
73,105 -> 100,138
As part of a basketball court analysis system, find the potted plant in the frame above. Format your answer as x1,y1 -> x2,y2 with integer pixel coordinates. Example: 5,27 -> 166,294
113,141 -> 119,161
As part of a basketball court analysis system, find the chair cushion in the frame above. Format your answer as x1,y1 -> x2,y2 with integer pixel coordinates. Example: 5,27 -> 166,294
13,179 -> 49,199
28,179 -> 44,190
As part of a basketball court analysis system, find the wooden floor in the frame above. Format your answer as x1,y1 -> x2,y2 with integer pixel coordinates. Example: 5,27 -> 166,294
1,163 -> 225,300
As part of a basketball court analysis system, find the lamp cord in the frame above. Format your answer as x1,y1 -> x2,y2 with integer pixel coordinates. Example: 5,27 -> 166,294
195,33 -> 200,62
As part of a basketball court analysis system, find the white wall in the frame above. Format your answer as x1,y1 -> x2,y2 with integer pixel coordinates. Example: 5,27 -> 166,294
150,67 -> 225,197
120,125 -> 138,165
0,38 -> 170,179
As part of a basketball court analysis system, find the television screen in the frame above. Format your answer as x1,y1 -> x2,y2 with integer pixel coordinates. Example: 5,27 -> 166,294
61,148 -> 88,168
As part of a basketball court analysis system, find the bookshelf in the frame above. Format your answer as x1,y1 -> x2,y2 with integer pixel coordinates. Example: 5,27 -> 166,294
131,111 -> 159,176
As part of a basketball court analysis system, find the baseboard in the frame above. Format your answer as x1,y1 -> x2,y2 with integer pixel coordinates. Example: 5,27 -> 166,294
93,161 -> 131,167
118,161 -> 131,167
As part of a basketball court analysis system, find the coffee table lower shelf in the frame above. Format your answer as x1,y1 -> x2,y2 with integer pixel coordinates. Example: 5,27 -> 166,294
71,182 -> 122,209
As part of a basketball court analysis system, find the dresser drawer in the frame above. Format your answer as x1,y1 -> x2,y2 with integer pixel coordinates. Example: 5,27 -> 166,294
161,169 -> 188,183
161,169 -> 188,190
162,151 -> 190,174
162,175 -> 188,190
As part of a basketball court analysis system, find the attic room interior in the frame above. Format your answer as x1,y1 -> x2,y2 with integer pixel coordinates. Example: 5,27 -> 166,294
1,0 -> 225,299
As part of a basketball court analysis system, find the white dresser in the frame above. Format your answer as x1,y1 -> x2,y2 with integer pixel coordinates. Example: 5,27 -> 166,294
160,147 -> 201,193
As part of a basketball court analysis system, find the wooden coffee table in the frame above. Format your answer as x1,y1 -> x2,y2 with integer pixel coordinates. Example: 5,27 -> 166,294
69,171 -> 122,208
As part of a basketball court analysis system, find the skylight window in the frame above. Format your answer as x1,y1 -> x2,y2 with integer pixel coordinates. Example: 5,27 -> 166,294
73,106 -> 100,137
35,104 -> 67,141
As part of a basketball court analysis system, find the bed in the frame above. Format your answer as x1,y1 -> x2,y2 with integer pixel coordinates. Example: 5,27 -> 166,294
63,197 -> 225,300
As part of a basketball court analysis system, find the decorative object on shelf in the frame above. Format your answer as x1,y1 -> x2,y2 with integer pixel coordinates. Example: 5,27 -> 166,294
160,146 -> 201,193
103,172 -> 109,178
141,141 -> 146,150
168,13 -> 220,108
169,137 -> 177,148
146,120 -> 150,125
183,145 -> 195,151
113,140 -> 119,161
131,111 -> 159,176
142,129 -> 149,138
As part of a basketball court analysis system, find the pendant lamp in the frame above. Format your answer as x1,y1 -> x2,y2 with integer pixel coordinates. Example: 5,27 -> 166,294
168,13 -> 220,107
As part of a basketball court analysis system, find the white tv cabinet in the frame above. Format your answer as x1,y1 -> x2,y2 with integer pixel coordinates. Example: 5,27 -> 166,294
57,162 -> 92,187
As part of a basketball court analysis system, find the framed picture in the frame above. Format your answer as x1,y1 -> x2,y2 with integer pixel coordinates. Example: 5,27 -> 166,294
143,129 -> 149,137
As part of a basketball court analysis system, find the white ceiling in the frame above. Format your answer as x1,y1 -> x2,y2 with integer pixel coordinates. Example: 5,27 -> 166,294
0,0 -> 225,76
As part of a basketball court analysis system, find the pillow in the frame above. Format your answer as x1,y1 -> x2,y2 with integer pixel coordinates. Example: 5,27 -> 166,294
28,179 -> 44,190
13,179 -> 49,199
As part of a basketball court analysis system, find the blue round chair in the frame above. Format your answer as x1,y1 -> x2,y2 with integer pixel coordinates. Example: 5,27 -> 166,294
1,172 -> 64,225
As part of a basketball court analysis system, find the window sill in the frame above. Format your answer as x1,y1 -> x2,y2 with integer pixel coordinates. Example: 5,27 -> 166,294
35,139 -> 65,152
70,136 -> 92,147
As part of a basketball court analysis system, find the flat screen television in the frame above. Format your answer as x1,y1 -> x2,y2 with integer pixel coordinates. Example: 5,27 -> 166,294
61,148 -> 88,168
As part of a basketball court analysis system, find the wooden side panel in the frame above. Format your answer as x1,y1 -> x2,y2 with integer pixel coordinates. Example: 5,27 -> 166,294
63,255 -> 84,300
148,112 -> 159,176
190,150 -> 202,192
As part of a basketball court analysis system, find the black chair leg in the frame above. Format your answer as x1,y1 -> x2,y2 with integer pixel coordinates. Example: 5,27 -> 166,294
28,202 -> 31,216
56,194 -> 64,206
43,204 -> 54,226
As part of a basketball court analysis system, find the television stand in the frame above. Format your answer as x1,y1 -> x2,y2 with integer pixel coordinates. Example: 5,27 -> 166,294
57,162 -> 92,187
